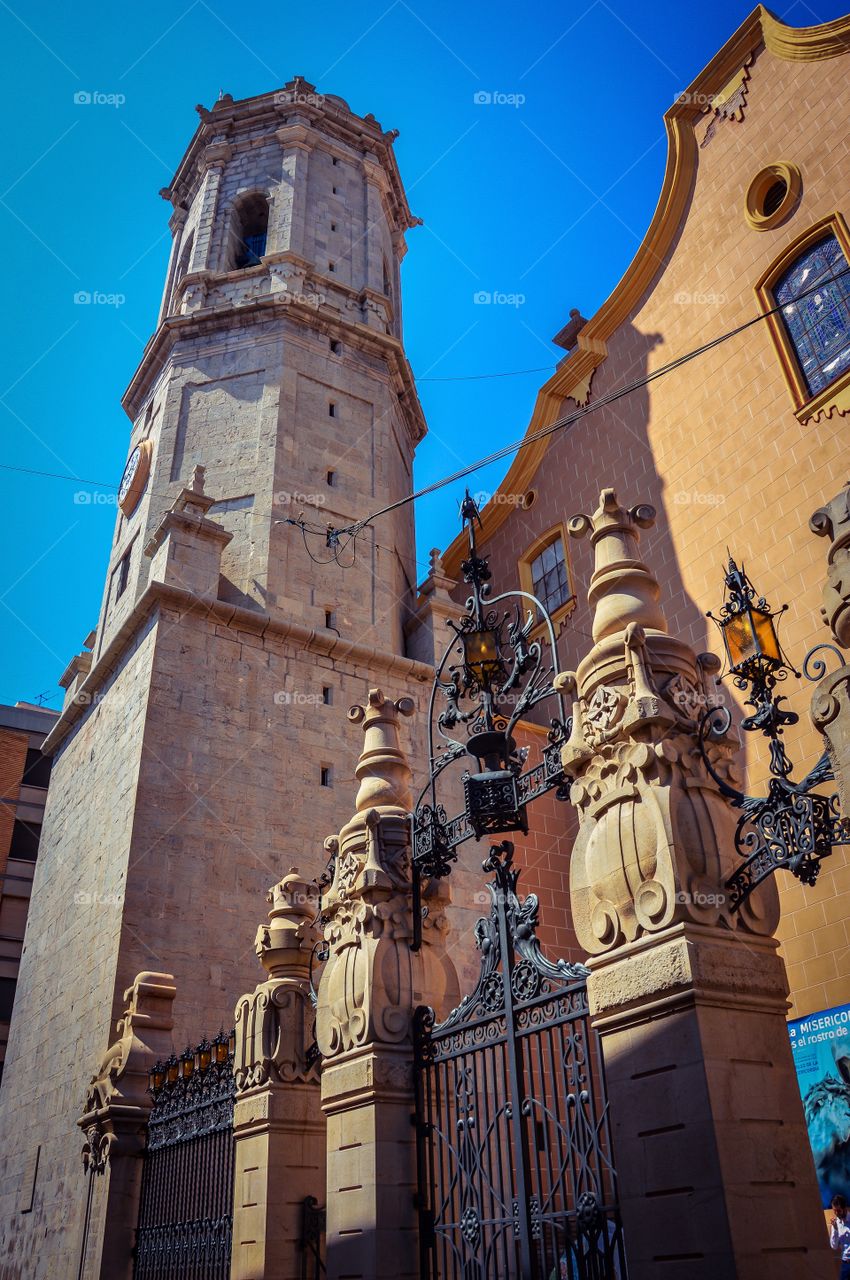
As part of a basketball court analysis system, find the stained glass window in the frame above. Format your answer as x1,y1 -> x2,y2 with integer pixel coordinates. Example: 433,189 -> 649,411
530,536 -> 570,616
774,234 -> 850,397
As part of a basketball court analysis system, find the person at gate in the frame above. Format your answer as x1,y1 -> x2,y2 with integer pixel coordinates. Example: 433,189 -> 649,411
830,1193 -> 850,1278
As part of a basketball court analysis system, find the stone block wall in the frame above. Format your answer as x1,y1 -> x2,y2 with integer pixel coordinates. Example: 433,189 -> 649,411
0,621 -> 156,1278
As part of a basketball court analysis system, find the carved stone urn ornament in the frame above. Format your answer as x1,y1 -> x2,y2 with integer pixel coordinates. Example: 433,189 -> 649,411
316,689 -> 457,1059
556,488 -> 778,953
233,866 -> 320,1091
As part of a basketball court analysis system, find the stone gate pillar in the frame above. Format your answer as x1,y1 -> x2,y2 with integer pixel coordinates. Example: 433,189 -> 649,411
556,489 -> 833,1280
76,971 -> 176,1280
230,868 -> 325,1280
316,689 -> 457,1280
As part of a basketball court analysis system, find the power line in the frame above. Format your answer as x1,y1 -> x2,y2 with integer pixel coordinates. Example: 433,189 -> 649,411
1,265 -> 847,553
417,365 -> 555,383
336,265 -> 850,538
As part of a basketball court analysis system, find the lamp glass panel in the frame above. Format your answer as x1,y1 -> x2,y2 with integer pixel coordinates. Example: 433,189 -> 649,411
464,628 -> 499,680
722,612 -> 759,668
752,609 -> 781,662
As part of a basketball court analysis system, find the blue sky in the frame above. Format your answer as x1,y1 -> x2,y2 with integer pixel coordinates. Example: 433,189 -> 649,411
0,0 -> 844,708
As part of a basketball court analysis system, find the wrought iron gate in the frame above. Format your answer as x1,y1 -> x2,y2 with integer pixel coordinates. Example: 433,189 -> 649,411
414,844 -> 627,1280
134,1032 -> 235,1280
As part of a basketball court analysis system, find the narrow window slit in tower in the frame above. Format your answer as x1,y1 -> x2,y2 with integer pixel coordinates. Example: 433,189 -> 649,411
320,766 -> 332,787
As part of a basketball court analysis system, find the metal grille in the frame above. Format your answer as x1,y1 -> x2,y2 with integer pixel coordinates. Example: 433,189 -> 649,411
415,845 -> 627,1279
134,1036 -> 235,1280
300,1196 -> 327,1278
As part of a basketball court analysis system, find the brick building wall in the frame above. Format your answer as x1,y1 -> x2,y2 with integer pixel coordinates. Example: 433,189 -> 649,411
0,705 -> 57,1091
441,13 -> 850,1020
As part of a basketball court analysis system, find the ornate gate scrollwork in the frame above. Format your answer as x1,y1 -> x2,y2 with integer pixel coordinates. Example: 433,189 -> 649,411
414,843 -> 627,1279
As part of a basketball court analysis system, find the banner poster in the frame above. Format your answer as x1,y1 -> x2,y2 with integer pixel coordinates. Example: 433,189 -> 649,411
789,1001 -> 850,1208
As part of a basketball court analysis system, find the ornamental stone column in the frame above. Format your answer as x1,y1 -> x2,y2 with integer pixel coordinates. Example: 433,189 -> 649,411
809,482 -> 850,812
230,868 -> 325,1280
555,488 -> 832,1280
316,689 -> 458,1280
76,971 -> 176,1280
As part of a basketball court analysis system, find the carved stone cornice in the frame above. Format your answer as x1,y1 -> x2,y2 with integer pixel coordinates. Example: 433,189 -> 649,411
200,141 -> 232,171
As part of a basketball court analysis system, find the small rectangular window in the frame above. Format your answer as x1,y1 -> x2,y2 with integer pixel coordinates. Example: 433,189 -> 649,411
115,547 -> 132,600
332,186 -> 338,195
327,470 -> 336,486
9,819 -> 40,862
329,402 -> 337,417
0,978 -> 16,1023
330,339 -> 341,354
322,686 -> 332,705
328,262 -> 336,273
332,156 -> 339,166
330,223 -> 337,233
22,749 -> 51,790
324,609 -> 336,630
320,766 -> 332,787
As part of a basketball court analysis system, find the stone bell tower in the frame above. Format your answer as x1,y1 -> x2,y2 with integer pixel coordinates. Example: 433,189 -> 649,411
0,80 -> 437,1279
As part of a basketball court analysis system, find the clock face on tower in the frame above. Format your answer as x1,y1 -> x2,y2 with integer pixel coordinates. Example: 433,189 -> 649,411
117,439 -> 152,516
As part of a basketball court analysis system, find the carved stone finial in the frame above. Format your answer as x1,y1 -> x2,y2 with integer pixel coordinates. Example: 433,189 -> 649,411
810,482 -> 850,647
254,866 -> 318,981
348,688 -> 415,813
556,485 -> 777,956
190,464 -> 206,495
569,488 -> 666,642
234,869 -> 320,1092
316,689 -> 458,1061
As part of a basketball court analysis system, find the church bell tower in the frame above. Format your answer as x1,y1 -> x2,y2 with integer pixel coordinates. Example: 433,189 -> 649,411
0,79 -> 431,1279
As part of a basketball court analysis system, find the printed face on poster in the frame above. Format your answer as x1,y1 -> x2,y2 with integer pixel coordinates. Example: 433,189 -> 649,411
789,1001 -> 850,1208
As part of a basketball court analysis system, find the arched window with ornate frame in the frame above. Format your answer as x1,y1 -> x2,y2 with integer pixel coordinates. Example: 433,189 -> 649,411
518,523 -> 576,637
755,212 -> 850,421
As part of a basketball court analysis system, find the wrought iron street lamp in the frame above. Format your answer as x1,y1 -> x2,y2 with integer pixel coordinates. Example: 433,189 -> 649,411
411,493 -> 571,924
699,556 -> 850,908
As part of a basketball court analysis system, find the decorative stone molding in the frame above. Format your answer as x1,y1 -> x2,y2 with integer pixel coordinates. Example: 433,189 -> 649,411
810,481 -> 850,646
77,971 -> 176,1171
700,57 -> 753,148
233,868 -> 320,1091
809,481 -> 850,818
557,488 -> 778,956
407,549 -> 465,668
144,465 -> 233,600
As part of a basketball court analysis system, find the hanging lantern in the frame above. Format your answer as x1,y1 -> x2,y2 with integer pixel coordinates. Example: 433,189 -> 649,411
461,625 -> 503,688
464,728 -> 528,840
148,1060 -> 166,1094
195,1037 -> 212,1074
709,558 -> 787,681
